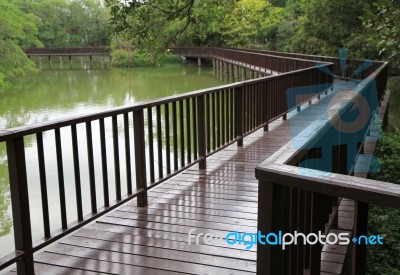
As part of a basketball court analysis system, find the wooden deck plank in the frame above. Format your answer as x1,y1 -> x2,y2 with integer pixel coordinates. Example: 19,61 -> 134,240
34,80 -> 363,274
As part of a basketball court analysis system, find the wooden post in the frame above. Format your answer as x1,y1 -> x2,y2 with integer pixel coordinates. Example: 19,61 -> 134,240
197,95 -> 206,169
257,181 -> 290,274
310,192 -> 324,275
133,110 -> 148,207
235,86 -> 244,146
352,202 -> 368,275
7,138 -> 34,274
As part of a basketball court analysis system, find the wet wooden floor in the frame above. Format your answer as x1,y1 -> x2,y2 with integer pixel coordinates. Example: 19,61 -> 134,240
12,81 -> 362,274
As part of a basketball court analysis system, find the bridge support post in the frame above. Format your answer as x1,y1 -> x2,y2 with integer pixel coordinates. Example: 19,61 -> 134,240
198,57 -> 202,67
242,67 -> 246,81
212,59 -> 216,68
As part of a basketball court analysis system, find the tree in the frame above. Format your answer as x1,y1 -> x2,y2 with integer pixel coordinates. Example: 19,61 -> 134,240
283,0 -> 376,57
0,0 -> 41,87
362,0 -> 400,69
106,0 -> 196,61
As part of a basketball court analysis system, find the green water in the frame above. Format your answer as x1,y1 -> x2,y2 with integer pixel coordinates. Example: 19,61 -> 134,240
0,64 -> 228,259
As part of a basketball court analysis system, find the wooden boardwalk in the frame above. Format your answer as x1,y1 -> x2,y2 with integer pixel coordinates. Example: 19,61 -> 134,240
8,81 -> 360,274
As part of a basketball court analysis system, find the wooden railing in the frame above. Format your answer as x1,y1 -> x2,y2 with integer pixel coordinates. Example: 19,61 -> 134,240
239,48 -> 384,81
25,47 -> 110,56
173,47 -> 318,73
256,61 -> 390,275
0,48 -> 333,273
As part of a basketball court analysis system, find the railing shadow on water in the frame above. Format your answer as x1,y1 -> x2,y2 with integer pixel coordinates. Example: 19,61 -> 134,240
3,47 -> 385,274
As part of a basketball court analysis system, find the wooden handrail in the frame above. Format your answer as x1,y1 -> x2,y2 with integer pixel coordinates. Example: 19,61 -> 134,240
0,47 -> 335,273
255,61 -> 391,275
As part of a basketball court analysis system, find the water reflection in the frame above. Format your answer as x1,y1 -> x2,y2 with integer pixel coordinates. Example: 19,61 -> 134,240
0,64 -> 228,257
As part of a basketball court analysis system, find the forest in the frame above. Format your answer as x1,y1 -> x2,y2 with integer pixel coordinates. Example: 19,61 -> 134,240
0,0 -> 399,87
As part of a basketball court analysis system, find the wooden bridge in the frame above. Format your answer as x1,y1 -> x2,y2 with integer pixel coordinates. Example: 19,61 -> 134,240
24,47 -> 111,69
0,48 -> 396,275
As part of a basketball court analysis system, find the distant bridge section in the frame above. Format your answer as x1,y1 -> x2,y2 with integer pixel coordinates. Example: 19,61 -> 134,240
25,47 -> 110,56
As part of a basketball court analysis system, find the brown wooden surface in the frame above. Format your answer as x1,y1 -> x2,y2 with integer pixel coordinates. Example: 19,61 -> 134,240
6,81 -> 360,274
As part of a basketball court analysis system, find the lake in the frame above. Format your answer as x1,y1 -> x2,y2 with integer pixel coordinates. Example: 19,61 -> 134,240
0,63 -> 229,259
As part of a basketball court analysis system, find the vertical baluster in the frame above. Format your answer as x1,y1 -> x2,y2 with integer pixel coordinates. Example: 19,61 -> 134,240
172,102 -> 178,170
231,89 -> 235,140
298,189 -> 306,273
192,98 -> 198,160
290,188 -> 299,274
304,190 -> 312,269
221,90 -> 226,145
112,116 -> 121,201
212,93 -> 217,150
54,128 -> 67,228
147,107 -> 155,182
180,100 -> 185,167
37,132 -> 50,237
156,105 -> 163,178
86,122 -> 97,213
310,192 -> 324,275
6,137 -> 34,274
206,94 -> 211,153
133,110 -> 148,206
197,95 -> 206,169
99,119 -> 109,207
165,103 -> 171,174
124,113 -> 132,194
235,86 -> 244,146
216,92 -> 221,148
226,90 -> 231,141
186,99 -> 191,163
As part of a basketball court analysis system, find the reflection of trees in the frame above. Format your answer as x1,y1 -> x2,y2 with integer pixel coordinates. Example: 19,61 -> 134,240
0,161 -> 11,237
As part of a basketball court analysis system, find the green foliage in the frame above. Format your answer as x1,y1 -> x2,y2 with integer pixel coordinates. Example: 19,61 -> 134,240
221,0 -> 284,48
18,0 -> 110,48
111,49 -> 182,67
111,49 -> 153,67
284,0 -> 375,56
0,0 -> 41,87
368,131 -> 400,274
106,0 -> 196,61
362,0 -> 400,73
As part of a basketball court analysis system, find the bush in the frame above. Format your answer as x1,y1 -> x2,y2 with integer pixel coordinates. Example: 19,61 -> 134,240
111,49 -> 182,67
367,131 -> 400,275
111,49 -> 153,67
